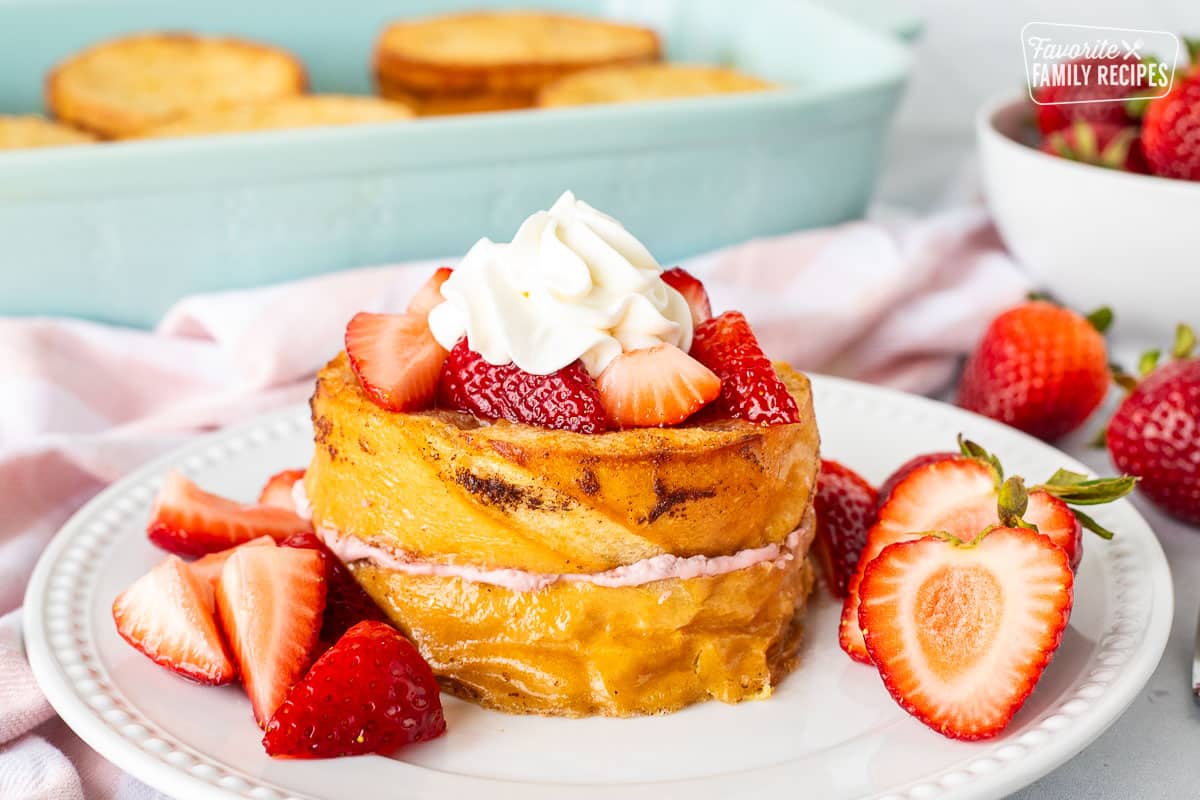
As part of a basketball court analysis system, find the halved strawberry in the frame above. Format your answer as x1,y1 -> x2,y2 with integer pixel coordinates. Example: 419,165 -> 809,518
258,469 -> 305,511
596,343 -> 720,428
690,311 -> 799,426
812,460 -> 878,597
407,267 -> 453,317
661,267 -> 712,327
187,536 -> 276,596
147,472 -> 311,557
859,527 -> 1073,740
840,456 -> 999,663
281,532 -> 389,643
345,311 -> 447,413
840,448 -> 1124,663
876,452 -> 958,511
112,555 -> 235,685
262,620 -> 446,758
216,546 -> 326,727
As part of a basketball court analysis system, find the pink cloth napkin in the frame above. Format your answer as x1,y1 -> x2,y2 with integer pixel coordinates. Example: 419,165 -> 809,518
0,208 -> 1029,799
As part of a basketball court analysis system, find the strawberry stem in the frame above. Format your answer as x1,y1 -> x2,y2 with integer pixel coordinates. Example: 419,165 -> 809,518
1110,363 -> 1139,392
996,476 -> 1030,529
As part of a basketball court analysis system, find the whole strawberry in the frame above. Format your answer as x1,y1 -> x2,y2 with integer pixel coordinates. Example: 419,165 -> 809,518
1040,122 -> 1148,173
1142,65 -> 1200,180
1107,325 -> 1200,524
957,301 -> 1110,440
812,460 -> 878,597
263,620 -> 446,758
1033,55 -> 1149,135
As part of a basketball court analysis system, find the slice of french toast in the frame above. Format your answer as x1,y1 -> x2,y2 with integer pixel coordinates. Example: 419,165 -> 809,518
305,353 -> 819,574
351,513 -> 816,717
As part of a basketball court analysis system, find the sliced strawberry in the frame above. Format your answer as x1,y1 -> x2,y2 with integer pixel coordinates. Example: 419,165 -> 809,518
437,337 -> 608,433
840,457 -> 998,663
876,452 -> 958,511
661,267 -> 712,327
112,555 -> 235,685
147,471 -> 311,557
407,267 -> 453,317
596,343 -> 720,428
812,460 -> 878,598
187,536 -> 276,596
263,620 -> 446,758
216,546 -> 326,727
690,311 -> 799,426
345,311 -> 447,413
859,527 -> 1073,740
281,532 -> 389,643
258,469 -> 305,511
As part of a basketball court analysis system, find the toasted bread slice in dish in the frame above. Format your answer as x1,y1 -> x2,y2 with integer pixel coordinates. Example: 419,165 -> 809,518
306,354 -> 819,574
0,115 -> 95,149
373,11 -> 661,101
129,95 -> 413,139
538,63 -> 775,108
46,32 -> 306,138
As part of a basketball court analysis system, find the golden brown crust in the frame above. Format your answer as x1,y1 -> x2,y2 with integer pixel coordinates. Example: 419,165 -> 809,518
376,78 -> 532,115
0,115 -> 96,149
127,95 -> 413,139
46,32 -> 307,138
354,547 -> 815,716
305,354 -> 819,574
373,11 -> 661,97
538,63 -> 775,108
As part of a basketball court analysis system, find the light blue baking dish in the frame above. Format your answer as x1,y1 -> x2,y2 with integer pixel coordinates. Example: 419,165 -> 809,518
0,0 -> 911,327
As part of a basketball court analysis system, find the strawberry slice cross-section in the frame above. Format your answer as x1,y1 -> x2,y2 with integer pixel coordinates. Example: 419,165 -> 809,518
147,471 -> 311,557
216,545 -> 327,727
858,527 -> 1073,740
112,555 -> 236,685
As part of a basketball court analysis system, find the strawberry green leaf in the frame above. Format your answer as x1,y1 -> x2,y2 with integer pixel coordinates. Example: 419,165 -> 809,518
1036,475 -> 1138,505
1139,349 -> 1161,377
1172,324 -> 1197,360
957,434 -> 1004,481
1072,508 -> 1116,540
1043,468 -> 1091,487
1085,306 -> 1114,334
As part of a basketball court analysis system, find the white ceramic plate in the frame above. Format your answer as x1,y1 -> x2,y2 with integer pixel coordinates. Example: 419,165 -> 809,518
24,375 -> 1173,800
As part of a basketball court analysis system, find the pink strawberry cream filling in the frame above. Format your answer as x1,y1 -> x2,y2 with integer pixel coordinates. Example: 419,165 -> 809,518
295,482 -> 813,592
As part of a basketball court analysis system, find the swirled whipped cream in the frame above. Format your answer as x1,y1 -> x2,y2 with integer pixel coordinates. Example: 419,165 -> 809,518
427,191 -> 693,377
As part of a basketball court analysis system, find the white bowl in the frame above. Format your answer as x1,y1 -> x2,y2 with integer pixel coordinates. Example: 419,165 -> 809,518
977,94 -> 1200,342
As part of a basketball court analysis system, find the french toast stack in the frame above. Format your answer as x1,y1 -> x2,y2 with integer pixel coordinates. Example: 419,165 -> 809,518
303,354 -> 821,717
372,11 -> 662,115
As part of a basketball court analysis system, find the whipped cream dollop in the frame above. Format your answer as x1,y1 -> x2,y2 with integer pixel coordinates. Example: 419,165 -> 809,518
427,191 -> 693,377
